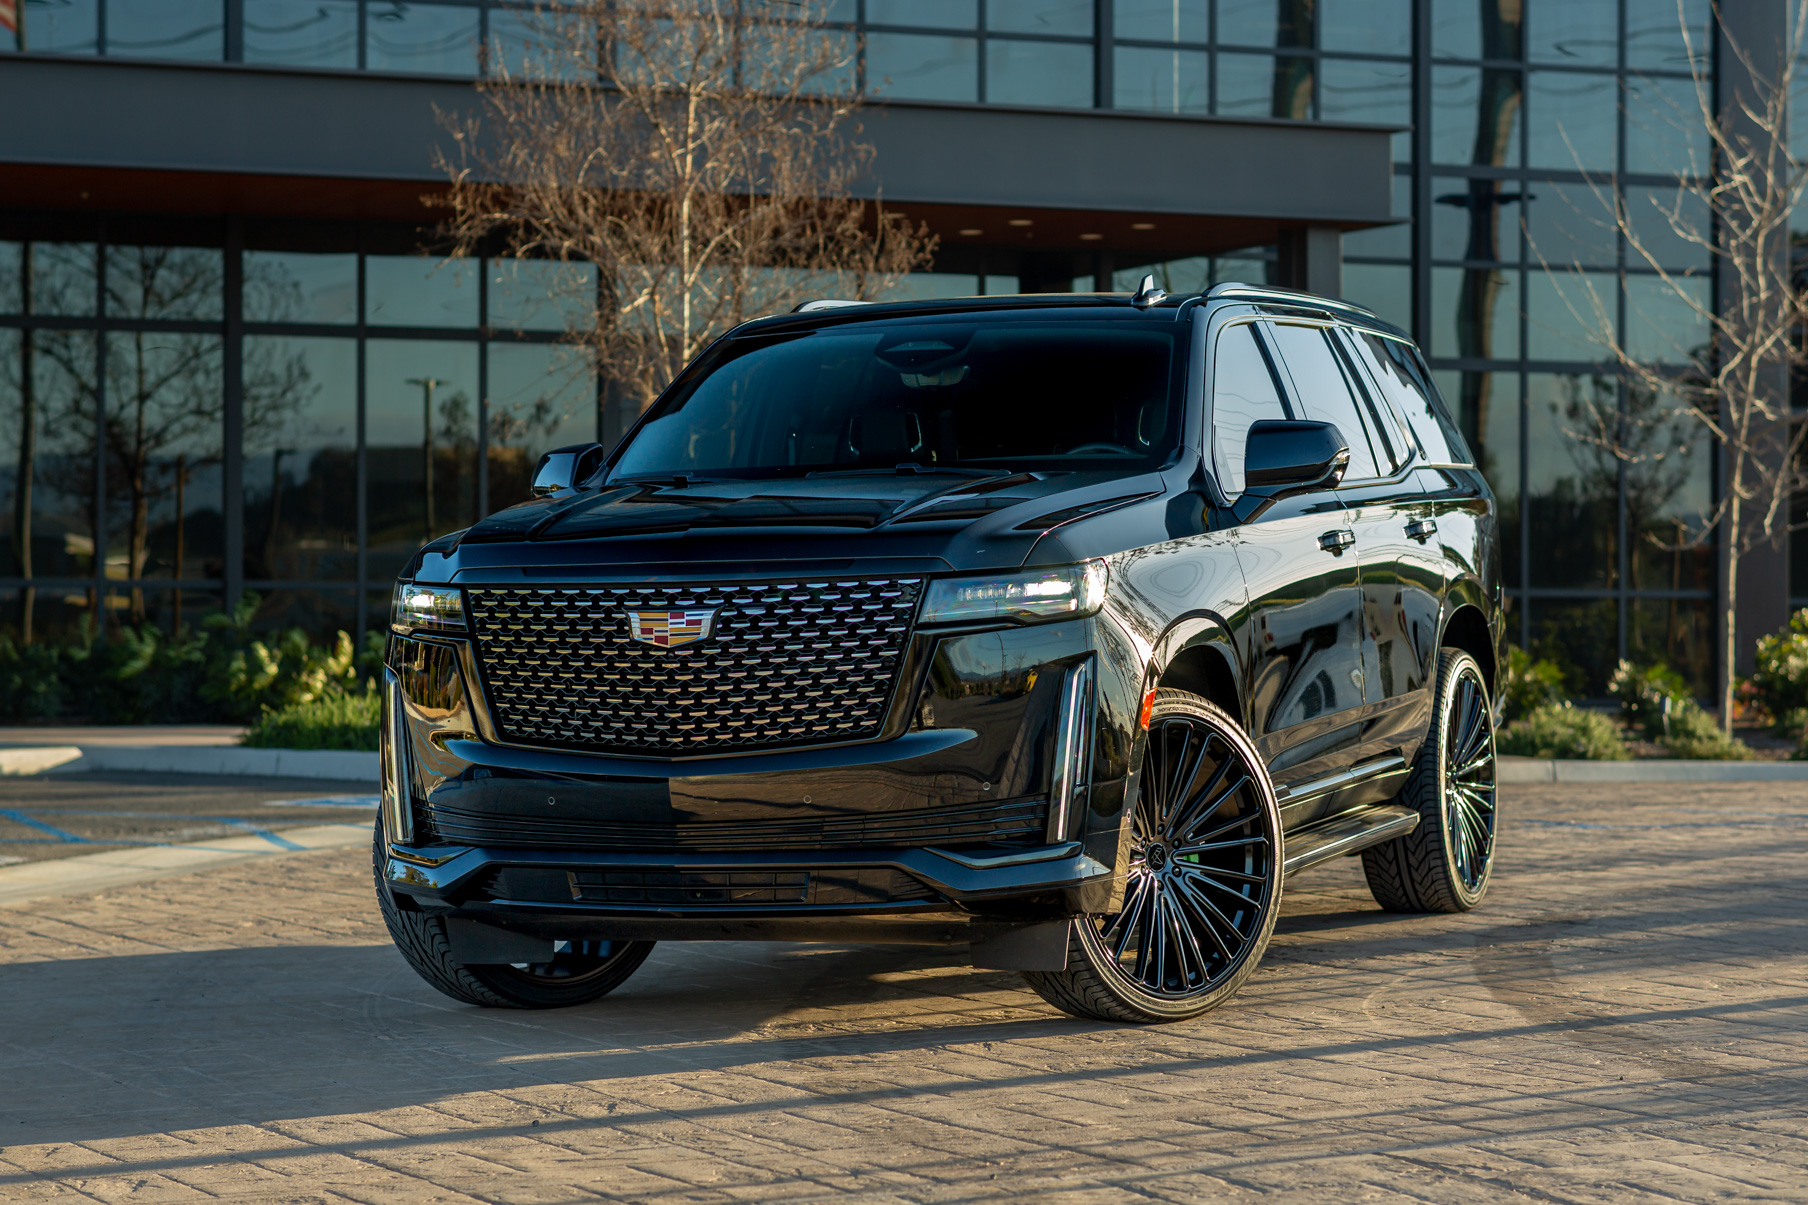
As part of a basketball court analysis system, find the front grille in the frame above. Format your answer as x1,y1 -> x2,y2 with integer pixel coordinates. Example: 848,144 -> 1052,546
427,797 -> 1049,852
466,578 -> 922,755
483,866 -> 939,907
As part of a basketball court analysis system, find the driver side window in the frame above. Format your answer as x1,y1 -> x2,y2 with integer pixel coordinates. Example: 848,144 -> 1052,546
1210,322 -> 1291,496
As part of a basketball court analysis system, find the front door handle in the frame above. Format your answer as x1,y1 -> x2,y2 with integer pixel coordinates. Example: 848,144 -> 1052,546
1318,529 -> 1356,554
1405,518 -> 1438,543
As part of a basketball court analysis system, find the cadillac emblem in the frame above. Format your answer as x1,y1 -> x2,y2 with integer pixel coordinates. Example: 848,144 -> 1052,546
626,609 -> 716,648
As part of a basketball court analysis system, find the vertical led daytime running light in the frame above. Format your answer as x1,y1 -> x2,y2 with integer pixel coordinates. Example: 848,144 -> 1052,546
1046,658 -> 1095,844
381,667 -> 415,844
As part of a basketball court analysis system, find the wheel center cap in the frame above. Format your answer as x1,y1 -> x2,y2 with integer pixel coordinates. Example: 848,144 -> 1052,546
1145,842 -> 1169,871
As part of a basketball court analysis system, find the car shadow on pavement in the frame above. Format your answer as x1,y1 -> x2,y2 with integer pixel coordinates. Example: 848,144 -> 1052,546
0,938 -> 1093,1143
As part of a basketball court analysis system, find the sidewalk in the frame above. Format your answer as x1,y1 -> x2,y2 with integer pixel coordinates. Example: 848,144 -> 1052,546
0,726 -> 377,783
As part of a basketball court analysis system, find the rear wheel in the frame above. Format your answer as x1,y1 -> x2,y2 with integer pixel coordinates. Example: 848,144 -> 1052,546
1361,648 -> 1498,913
1023,691 -> 1283,1023
373,820 -> 655,1008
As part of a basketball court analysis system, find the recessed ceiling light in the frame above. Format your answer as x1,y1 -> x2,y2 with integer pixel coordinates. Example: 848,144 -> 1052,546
958,228 -> 984,236
1080,233 -> 1103,241
1008,218 -> 1034,227
1131,222 -> 1156,230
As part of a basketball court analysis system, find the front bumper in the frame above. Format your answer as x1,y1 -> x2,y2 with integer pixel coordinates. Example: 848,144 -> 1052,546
381,609 -> 1145,940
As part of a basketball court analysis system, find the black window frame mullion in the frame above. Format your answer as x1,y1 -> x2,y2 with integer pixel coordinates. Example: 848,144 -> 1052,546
223,216 -> 245,615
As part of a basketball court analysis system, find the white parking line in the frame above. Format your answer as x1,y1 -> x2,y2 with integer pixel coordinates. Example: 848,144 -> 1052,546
0,822 -> 371,908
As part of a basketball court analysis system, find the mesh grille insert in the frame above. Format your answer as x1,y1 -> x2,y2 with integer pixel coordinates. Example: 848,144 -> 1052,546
466,578 -> 922,755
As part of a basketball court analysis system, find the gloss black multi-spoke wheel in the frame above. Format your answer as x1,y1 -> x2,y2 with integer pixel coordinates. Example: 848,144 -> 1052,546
1023,691 -> 1283,1023
1362,648 -> 1499,913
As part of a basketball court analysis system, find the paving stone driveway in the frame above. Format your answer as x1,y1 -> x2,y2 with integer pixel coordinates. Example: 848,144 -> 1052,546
1,782 -> 1804,1204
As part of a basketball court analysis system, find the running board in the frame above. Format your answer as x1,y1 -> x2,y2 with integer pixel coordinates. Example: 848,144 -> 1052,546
1282,804 -> 1421,876
1273,754 -> 1409,806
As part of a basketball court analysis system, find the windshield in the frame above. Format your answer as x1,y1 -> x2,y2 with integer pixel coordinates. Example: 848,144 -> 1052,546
611,317 -> 1183,479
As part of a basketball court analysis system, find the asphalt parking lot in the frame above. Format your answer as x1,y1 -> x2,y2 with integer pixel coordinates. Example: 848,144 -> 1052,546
1,779 -> 1804,1204
0,774 -> 378,865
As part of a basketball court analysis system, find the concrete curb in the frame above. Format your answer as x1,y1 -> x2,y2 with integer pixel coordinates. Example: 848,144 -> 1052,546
0,745 -> 378,782
0,821 -> 371,908
1498,756 -> 1808,784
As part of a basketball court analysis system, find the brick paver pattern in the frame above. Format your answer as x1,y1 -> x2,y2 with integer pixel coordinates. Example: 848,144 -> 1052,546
1,782 -> 1804,1203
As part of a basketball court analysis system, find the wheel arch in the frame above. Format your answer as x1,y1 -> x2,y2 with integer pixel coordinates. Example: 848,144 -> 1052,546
1149,613 -> 1243,727
1439,602 -> 1496,697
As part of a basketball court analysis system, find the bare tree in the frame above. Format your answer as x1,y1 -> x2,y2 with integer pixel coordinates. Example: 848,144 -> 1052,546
1536,1 -> 1808,731
436,0 -> 933,414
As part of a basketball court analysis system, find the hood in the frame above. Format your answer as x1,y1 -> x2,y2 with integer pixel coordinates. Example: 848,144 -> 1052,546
421,470 -> 1172,581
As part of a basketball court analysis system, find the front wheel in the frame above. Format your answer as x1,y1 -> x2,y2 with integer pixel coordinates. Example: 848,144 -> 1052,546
1361,648 -> 1499,913
373,820 -> 655,1008
1023,691 -> 1283,1023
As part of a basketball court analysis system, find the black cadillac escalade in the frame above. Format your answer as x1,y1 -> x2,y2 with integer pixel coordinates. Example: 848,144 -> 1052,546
376,281 -> 1504,1023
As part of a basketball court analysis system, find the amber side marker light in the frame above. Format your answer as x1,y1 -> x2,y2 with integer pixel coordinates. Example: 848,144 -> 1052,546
1139,688 -> 1157,730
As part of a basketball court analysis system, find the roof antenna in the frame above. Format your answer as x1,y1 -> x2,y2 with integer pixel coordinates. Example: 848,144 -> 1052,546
1131,274 -> 1169,309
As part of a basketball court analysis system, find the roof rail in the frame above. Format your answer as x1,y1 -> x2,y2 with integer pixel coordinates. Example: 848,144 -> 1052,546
792,299 -> 872,313
1203,280 -> 1388,321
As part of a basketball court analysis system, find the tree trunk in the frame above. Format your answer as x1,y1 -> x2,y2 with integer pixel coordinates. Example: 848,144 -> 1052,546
1722,495 -> 1741,736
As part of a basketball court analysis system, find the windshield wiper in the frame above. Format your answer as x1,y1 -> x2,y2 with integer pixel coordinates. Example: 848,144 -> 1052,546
806,463 -> 1007,479
616,472 -> 720,487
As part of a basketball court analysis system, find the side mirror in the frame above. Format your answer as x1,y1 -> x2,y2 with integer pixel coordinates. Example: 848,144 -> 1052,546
531,442 -> 606,497
1232,421 -> 1349,520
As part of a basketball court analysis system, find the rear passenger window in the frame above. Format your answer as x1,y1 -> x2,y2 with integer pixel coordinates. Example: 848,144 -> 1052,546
1209,322 -> 1292,496
1352,331 -> 1474,466
1265,323 -> 1381,481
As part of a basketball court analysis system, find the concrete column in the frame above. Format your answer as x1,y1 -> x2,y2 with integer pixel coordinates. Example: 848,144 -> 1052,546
1275,226 -> 1342,298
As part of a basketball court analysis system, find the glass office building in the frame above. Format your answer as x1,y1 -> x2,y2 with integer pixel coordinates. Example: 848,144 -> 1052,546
0,0 -> 1797,696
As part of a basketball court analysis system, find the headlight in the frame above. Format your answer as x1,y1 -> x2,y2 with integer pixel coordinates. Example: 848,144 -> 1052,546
919,561 -> 1108,625
391,582 -> 465,633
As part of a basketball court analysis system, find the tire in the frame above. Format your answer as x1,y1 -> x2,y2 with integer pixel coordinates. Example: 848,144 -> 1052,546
1022,690 -> 1283,1023
372,820 -> 655,1008
1361,648 -> 1499,914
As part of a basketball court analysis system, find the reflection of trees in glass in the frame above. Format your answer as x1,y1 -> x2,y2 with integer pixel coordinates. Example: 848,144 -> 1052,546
14,246 -> 308,626
1449,2 -> 1524,455
1269,1 -> 1313,119
1531,374 -> 1617,588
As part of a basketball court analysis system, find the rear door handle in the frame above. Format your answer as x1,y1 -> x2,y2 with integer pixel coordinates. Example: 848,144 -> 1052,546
1405,518 -> 1438,542
1318,529 -> 1356,553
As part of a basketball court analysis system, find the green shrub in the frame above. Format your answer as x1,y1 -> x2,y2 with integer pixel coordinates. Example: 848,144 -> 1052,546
0,593 -> 381,725
1497,703 -> 1631,760
1609,659 -> 1691,741
1500,645 -> 1568,721
1752,609 -> 1808,733
0,637 -> 65,721
240,684 -> 381,751
1661,697 -> 1751,760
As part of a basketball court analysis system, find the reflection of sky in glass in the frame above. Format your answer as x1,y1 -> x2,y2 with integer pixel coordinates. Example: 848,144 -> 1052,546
988,0 -> 1094,37
1527,72 -> 1616,172
865,32 -> 978,100
1321,0 -> 1409,56
1114,46 -> 1209,114
365,1 -> 479,75
366,256 -> 479,328
1114,0 -> 1205,43
18,0 -> 99,54
245,252 -> 359,325
1527,0 -> 1616,66
106,0 -> 223,60
986,39 -> 1092,107
1431,67 -> 1521,167
487,259 -> 596,331
244,0 -> 359,68
867,0 -> 977,29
